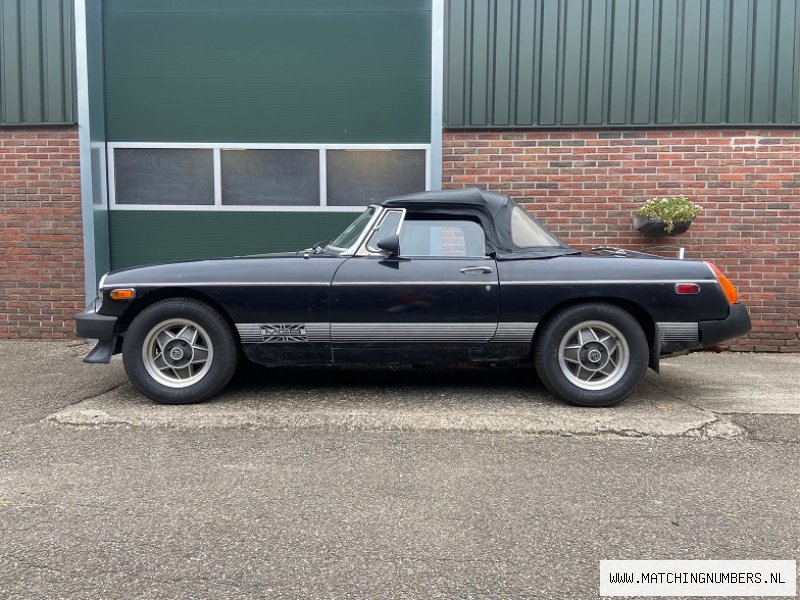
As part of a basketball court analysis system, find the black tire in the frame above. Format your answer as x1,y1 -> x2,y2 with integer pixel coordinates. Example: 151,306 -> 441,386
122,298 -> 238,404
534,303 -> 648,407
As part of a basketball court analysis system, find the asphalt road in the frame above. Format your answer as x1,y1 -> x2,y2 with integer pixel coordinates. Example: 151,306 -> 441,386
0,341 -> 798,599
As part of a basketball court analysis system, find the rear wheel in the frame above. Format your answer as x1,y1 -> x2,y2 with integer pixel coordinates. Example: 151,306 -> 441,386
534,303 -> 648,407
122,299 -> 238,404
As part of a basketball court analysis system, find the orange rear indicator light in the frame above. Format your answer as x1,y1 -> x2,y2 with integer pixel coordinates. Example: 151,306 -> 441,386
109,288 -> 135,301
705,262 -> 737,304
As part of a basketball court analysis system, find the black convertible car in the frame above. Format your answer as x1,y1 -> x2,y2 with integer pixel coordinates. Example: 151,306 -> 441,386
75,188 -> 750,407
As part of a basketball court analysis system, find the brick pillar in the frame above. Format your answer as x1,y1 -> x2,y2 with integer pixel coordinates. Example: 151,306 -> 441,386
0,126 -> 85,339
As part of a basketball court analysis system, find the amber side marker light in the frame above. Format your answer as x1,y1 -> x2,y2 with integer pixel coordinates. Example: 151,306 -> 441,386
705,262 -> 737,304
109,288 -> 135,301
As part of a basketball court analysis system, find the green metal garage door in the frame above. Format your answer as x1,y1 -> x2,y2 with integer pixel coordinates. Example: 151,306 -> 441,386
103,0 -> 432,269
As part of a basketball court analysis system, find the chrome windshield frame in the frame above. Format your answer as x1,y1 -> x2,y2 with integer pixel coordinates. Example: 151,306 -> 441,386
328,205 -> 385,257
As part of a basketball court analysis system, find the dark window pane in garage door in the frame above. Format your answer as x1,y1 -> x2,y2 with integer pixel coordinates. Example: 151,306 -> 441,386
114,148 -> 214,205
326,150 -> 426,206
221,149 -> 319,206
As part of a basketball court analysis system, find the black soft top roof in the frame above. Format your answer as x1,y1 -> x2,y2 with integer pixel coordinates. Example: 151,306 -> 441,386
380,187 -> 509,216
379,188 -> 574,259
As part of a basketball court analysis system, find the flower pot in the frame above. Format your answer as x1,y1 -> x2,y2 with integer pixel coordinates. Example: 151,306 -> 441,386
632,215 -> 692,237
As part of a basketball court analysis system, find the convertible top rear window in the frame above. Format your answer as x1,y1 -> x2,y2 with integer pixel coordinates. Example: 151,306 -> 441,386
510,206 -> 562,248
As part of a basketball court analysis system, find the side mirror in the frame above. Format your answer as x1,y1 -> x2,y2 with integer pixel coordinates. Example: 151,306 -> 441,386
376,234 -> 400,256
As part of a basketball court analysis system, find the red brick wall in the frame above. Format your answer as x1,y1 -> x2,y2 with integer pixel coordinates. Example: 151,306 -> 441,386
0,126 -> 84,339
443,129 -> 800,352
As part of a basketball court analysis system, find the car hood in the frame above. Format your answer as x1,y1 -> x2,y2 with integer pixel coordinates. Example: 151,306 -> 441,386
101,251 -> 343,288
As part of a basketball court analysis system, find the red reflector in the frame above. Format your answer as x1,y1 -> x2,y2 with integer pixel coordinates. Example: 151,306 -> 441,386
675,283 -> 701,295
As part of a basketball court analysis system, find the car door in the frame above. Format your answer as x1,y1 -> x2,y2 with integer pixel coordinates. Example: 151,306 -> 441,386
330,211 -> 499,364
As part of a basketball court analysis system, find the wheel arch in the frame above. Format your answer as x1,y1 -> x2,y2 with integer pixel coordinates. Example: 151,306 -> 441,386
118,288 -> 241,344
532,297 -> 658,371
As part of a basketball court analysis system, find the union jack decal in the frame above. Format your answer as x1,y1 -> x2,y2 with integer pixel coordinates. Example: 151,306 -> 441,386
260,323 -> 308,343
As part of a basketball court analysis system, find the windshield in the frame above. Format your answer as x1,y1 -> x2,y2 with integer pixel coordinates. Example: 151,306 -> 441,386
325,206 -> 377,253
510,206 -> 562,248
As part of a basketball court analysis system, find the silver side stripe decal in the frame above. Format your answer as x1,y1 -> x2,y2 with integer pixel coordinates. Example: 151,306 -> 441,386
236,322 -> 538,344
493,322 -> 538,343
657,322 -> 700,345
331,322 -> 497,344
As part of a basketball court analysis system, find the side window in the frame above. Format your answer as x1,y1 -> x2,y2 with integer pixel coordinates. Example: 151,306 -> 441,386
399,219 -> 486,257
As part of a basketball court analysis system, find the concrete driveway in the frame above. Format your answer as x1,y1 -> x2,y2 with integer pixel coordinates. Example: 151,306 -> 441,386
1,341 -> 798,599
18,342 -> 798,440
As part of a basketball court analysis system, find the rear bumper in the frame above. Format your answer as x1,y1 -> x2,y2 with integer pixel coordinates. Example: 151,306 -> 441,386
699,303 -> 751,348
74,305 -> 119,364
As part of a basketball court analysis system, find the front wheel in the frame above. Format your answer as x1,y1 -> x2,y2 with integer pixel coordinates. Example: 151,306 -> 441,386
534,303 -> 648,407
122,299 -> 238,404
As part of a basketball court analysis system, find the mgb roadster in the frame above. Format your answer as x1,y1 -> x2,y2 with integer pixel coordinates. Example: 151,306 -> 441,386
75,188 -> 751,407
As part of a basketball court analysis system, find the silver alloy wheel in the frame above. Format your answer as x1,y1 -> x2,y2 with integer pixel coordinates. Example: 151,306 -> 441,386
141,318 -> 214,389
557,320 -> 630,391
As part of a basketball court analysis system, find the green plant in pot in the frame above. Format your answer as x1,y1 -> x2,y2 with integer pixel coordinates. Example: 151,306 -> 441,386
634,196 -> 702,236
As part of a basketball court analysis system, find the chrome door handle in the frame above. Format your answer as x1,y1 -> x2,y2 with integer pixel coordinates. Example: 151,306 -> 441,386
460,266 -> 493,274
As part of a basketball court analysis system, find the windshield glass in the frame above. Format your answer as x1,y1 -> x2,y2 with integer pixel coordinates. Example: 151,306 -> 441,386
326,206 -> 377,252
510,206 -> 562,248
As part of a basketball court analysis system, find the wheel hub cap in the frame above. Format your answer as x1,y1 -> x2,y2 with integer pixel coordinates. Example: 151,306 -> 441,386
163,340 -> 192,367
585,347 -> 603,364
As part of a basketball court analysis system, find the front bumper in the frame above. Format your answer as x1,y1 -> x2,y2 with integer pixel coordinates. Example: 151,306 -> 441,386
699,303 -> 752,348
74,305 -> 119,364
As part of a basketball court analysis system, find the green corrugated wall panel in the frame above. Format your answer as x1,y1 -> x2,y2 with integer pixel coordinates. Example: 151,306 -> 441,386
561,0 -> 584,126
444,0 -> 800,128
774,0 -> 800,123
103,0 -> 431,143
654,0 -> 678,123
109,211 -> 357,269
703,0 -> 726,123
0,0 -> 74,125
514,0 -> 535,125
584,0 -> 606,124
607,0 -> 631,125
